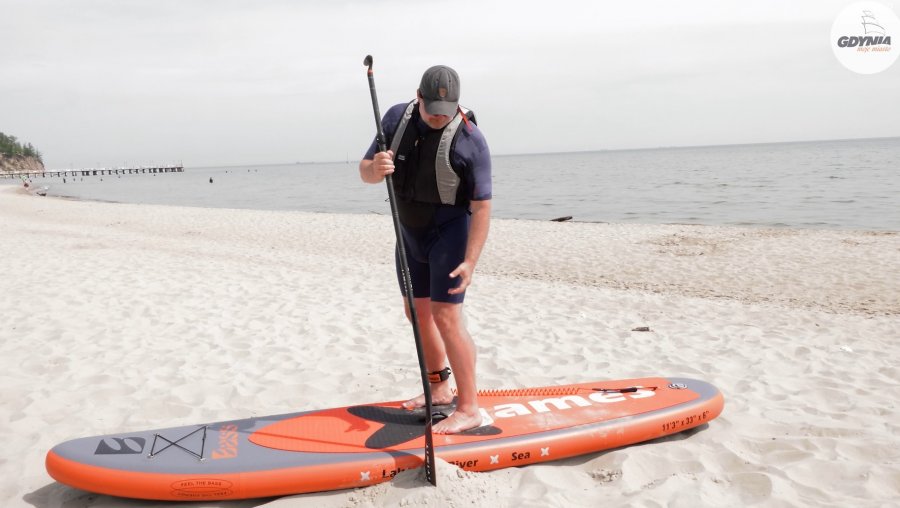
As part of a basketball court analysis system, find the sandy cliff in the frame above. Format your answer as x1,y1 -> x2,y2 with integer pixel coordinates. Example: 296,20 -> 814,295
0,154 -> 45,174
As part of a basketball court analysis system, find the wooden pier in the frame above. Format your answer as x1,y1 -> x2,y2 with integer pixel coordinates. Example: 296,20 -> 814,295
1,165 -> 184,179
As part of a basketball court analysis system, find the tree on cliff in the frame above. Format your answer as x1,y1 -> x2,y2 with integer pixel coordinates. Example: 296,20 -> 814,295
0,131 -> 43,162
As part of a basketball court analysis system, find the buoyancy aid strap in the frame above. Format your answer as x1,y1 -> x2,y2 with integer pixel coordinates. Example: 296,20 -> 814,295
460,106 -> 474,130
389,100 -> 418,157
435,110 -> 465,205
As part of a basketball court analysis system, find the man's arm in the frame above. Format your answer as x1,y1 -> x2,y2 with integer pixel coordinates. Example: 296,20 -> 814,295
448,199 -> 491,295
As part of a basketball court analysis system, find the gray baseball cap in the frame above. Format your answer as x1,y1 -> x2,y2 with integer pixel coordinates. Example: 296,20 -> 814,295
418,65 -> 460,117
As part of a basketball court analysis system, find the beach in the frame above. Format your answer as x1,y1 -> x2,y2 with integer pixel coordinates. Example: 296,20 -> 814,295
2,186 -> 899,507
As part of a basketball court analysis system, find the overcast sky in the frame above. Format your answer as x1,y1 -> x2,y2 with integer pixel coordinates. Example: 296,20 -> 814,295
2,0 -> 898,168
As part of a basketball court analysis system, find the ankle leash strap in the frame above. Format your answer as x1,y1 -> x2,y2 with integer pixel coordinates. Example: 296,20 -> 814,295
427,367 -> 451,384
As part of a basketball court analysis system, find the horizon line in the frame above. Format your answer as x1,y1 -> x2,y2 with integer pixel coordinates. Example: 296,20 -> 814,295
178,135 -> 900,170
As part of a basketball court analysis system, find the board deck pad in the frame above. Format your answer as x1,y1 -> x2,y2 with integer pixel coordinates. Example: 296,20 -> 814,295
46,377 -> 724,501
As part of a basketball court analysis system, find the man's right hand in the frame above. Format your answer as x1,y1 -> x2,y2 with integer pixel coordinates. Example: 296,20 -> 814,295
359,150 -> 395,184
371,150 -> 395,178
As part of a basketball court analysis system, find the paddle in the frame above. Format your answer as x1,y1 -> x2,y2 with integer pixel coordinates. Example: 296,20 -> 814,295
363,55 -> 437,487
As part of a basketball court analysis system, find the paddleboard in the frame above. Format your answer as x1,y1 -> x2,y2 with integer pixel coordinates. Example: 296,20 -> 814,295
46,376 -> 723,501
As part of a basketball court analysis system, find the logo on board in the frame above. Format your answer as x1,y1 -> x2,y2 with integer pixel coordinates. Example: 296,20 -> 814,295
94,437 -> 146,455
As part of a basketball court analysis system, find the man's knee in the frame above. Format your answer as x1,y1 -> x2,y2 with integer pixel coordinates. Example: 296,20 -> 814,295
430,302 -> 462,333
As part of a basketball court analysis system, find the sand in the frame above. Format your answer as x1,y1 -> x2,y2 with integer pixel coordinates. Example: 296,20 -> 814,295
1,185 -> 898,507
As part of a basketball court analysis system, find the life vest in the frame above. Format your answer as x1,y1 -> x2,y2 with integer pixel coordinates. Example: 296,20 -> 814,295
389,99 -> 477,207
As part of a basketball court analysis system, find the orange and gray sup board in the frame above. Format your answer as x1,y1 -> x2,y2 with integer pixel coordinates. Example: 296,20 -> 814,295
46,376 -> 723,501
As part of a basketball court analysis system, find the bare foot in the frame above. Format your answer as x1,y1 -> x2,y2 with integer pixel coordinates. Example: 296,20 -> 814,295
401,382 -> 455,410
432,410 -> 483,434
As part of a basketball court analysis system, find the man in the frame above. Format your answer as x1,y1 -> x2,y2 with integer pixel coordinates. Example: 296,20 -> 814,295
359,65 -> 492,434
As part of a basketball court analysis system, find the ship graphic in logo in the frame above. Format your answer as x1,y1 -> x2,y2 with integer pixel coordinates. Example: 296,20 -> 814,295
861,10 -> 886,36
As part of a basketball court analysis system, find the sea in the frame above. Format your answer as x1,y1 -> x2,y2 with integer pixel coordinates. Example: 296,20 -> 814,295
9,137 -> 900,231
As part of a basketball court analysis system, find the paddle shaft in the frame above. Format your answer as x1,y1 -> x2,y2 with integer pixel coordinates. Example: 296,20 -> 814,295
363,55 -> 437,487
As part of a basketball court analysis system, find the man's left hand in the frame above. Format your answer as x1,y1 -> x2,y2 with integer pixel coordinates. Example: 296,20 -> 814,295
448,262 -> 474,295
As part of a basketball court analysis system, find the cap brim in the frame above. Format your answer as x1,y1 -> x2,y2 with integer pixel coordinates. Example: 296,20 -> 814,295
423,99 -> 458,117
